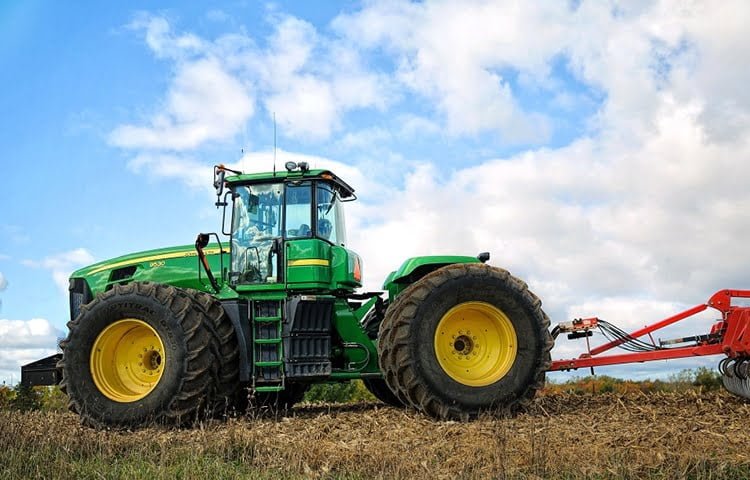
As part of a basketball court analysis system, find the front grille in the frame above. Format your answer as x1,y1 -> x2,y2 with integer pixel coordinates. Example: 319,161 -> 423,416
69,278 -> 92,320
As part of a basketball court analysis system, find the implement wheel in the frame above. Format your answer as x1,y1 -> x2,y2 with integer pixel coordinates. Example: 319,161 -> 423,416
378,263 -> 553,420
59,282 -> 216,428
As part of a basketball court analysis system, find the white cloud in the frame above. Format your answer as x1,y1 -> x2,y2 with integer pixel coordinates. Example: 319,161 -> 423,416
334,127 -> 392,152
396,114 -> 440,138
333,0 -> 574,142
254,15 -> 392,140
109,58 -> 254,150
23,248 -> 95,295
127,13 -> 206,60
0,318 -> 61,349
331,0 -> 750,145
111,12 -> 392,154
0,318 -> 62,385
127,153 -> 214,191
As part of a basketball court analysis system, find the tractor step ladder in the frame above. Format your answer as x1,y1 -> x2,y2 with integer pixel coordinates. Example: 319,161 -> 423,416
251,300 -> 285,392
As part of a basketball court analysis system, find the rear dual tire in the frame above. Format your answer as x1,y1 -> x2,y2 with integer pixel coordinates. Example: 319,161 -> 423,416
378,263 -> 553,420
361,305 -> 405,407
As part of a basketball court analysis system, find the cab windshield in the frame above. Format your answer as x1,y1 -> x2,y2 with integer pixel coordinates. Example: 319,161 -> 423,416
230,183 -> 283,285
316,183 -> 346,246
230,180 -> 347,285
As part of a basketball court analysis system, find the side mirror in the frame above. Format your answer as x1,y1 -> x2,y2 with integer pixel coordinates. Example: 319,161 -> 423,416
214,167 -> 226,206
196,233 -> 210,249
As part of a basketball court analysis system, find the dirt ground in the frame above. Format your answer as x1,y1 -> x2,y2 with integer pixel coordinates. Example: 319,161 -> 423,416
3,390 -> 749,479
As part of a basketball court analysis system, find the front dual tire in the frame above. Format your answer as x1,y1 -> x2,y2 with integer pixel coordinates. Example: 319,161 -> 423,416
59,282 -> 232,428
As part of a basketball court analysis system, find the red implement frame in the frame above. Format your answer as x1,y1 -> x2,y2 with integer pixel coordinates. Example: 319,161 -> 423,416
550,290 -> 750,371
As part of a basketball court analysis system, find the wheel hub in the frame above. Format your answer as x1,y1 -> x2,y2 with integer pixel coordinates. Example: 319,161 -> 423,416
90,318 -> 166,403
434,301 -> 518,387
453,335 -> 474,355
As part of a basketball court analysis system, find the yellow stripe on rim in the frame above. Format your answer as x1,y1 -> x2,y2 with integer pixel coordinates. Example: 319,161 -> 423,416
434,301 -> 517,387
90,319 -> 165,402
287,259 -> 330,267
88,248 -> 223,275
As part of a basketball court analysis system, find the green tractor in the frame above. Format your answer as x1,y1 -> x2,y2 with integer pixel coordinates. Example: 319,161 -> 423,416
23,162 -> 553,427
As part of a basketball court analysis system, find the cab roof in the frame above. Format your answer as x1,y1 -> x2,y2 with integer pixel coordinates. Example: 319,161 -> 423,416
225,169 -> 355,199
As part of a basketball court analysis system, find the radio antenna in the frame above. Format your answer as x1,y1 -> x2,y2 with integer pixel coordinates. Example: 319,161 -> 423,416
273,113 -> 277,177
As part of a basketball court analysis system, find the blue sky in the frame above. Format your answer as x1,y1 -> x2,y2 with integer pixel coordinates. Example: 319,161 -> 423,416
1,1 -> 749,384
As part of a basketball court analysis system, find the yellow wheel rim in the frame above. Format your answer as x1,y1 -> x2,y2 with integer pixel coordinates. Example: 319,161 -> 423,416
434,301 -> 517,387
90,319 -> 165,402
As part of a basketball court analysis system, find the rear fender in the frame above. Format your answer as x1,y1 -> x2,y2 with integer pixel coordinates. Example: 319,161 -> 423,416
383,255 -> 481,300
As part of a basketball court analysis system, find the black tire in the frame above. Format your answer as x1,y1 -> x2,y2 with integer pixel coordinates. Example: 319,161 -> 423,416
377,291 -> 422,407
183,289 -> 241,417
361,299 -> 387,340
361,306 -> 405,407
59,282 -> 217,428
378,263 -> 553,420
362,378 -> 403,407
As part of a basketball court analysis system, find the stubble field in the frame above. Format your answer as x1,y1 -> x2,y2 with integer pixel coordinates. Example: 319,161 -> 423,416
2,389 -> 749,479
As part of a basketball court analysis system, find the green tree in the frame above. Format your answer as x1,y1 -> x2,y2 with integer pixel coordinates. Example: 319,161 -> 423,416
12,383 -> 43,411
692,366 -> 722,391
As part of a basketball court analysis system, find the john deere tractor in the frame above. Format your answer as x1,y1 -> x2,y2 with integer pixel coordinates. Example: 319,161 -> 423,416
23,162 -> 552,427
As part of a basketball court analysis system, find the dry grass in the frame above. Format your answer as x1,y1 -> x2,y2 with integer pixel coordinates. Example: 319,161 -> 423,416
2,390 -> 750,479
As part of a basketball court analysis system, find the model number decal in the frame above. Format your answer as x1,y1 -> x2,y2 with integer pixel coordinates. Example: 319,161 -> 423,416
149,261 -> 166,268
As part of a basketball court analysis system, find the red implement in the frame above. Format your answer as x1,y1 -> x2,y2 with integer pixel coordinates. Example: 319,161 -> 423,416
550,289 -> 750,372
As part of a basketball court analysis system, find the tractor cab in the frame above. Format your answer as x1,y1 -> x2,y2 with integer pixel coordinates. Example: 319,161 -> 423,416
214,162 -> 361,291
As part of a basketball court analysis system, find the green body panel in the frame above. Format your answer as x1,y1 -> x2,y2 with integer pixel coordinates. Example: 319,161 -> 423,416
71,243 -> 228,298
383,255 -> 481,299
331,246 -> 362,290
284,239 -> 362,292
285,239 -> 332,288
332,298 -> 378,372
